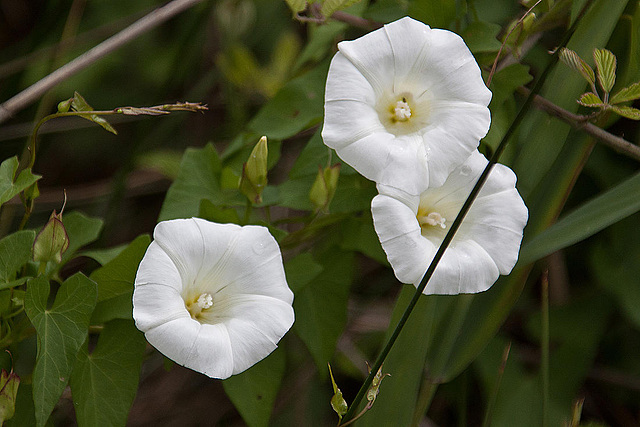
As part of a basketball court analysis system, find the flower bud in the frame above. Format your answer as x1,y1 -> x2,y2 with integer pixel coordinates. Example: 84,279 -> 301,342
328,364 -> 348,420
0,369 -> 19,423
310,164 -> 340,213
57,98 -> 73,113
33,209 -> 69,264
240,136 -> 269,204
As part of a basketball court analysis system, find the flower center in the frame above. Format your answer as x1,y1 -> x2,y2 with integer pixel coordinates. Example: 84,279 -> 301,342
392,99 -> 412,122
417,211 -> 447,230
186,292 -> 214,320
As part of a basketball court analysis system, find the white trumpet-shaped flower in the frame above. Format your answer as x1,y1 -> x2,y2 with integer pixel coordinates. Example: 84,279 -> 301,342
322,16 -> 492,195
133,218 -> 294,379
371,151 -> 528,294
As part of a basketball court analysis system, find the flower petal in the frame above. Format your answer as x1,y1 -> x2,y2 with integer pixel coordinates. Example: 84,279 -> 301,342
196,223 -> 293,303
337,132 -> 431,194
145,318 -> 235,379
425,240 -> 500,294
132,282 -> 190,331
372,194 -> 434,285
134,242 -> 183,291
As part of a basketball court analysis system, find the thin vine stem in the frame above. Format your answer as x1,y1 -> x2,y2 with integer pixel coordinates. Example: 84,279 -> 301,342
341,0 -> 595,422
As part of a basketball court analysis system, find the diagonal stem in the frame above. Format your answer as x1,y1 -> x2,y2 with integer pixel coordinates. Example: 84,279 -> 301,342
0,0 -> 205,124
341,0 -> 595,422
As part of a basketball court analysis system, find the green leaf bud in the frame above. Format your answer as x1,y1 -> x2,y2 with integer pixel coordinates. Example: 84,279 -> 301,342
239,136 -> 269,204
309,164 -> 341,213
57,98 -> 73,113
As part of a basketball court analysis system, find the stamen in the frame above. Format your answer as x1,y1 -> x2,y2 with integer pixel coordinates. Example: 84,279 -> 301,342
187,292 -> 214,319
197,293 -> 213,309
418,212 -> 447,229
393,99 -> 412,121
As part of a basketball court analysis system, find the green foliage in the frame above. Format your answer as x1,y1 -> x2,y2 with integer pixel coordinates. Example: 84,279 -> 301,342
89,235 -> 150,324
0,157 -> 40,208
520,170 -> 640,264
593,48 -> 617,93
60,212 -> 104,265
69,91 -> 118,135
223,349 -> 286,427
24,274 -> 97,427
289,249 -> 353,370
70,320 -> 146,427
0,231 -> 35,288
321,0 -> 363,18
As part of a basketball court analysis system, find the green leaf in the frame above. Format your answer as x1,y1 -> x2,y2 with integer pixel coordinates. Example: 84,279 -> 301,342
284,253 -> 324,294
321,0 -> 362,18
593,48 -> 617,93
292,249 -> 353,370
358,287 -> 450,427
610,81 -> 640,104
577,92 -> 604,106
284,0 -> 307,15
0,157 -> 40,208
89,235 -> 150,323
462,21 -> 502,54
247,61 -> 328,140
60,211 -> 104,265
71,91 -> 118,135
0,231 -> 35,285
70,319 -> 146,427
223,349 -> 285,427
521,169 -> 640,274
24,273 -> 97,427
559,47 -> 596,86
608,104 -> 640,119
80,244 -> 127,266
198,199 -> 241,224
514,0 -> 628,195
408,0 -> 457,28
159,144 -> 240,221
5,384 -> 35,427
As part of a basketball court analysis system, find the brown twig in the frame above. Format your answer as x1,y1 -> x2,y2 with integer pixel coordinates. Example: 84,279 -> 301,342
296,2 -> 381,31
519,86 -> 640,162
0,0 -> 205,124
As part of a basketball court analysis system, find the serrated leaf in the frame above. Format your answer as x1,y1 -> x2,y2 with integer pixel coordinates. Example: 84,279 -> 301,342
89,235 -> 150,323
610,82 -> 640,104
577,92 -> 604,107
24,273 -> 97,427
609,104 -> 640,119
71,91 -> 118,135
559,48 -> 595,85
223,349 -> 285,427
70,319 -> 146,427
0,157 -> 40,208
593,48 -> 617,93
321,0 -> 362,18
0,231 -> 35,285
520,170 -> 640,265
284,0 -> 307,14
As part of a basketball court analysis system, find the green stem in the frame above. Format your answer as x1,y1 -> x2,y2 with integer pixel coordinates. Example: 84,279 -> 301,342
340,1 -> 594,422
541,271 -> 550,427
243,200 -> 253,224
482,342 -> 512,427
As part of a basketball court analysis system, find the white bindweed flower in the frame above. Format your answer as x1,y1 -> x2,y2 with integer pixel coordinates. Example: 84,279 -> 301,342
371,151 -> 528,294
322,16 -> 492,195
133,218 -> 294,379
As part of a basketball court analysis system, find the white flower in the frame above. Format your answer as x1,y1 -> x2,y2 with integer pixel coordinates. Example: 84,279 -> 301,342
371,151 -> 528,294
322,16 -> 492,195
133,218 -> 294,379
